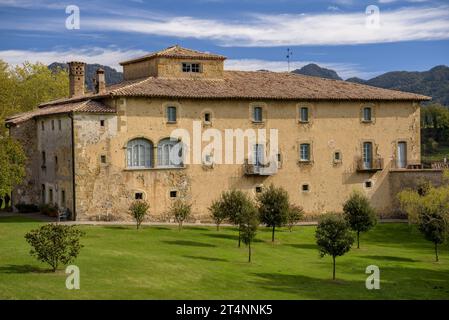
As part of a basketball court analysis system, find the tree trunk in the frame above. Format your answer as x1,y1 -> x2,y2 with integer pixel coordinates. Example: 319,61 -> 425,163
238,228 -> 241,248
248,241 -> 251,263
216,224 -> 219,231
435,243 -> 439,262
332,256 -> 336,280
357,231 -> 360,249
272,226 -> 275,242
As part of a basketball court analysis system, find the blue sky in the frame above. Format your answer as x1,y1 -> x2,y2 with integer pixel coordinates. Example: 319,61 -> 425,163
0,0 -> 448,79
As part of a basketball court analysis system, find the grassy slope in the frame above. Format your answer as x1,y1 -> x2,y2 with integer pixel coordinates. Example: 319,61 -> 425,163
422,145 -> 449,163
0,216 -> 448,300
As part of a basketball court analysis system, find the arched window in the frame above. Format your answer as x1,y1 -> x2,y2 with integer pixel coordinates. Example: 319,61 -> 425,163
127,138 -> 153,168
157,138 -> 184,168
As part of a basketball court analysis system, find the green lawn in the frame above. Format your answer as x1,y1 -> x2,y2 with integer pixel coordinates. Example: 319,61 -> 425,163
0,216 -> 448,300
422,145 -> 449,162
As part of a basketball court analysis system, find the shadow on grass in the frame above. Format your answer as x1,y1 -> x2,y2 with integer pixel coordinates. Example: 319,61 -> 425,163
102,226 -> 134,231
152,226 -> 171,230
0,264 -> 53,274
162,240 -> 216,248
183,255 -> 228,262
287,243 -> 317,250
182,226 -> 211,231
359,255 -> 417,263
202,233 -> 264,243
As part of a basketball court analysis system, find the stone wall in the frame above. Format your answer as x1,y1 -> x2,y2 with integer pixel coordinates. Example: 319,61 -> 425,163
71,97 -> 421,221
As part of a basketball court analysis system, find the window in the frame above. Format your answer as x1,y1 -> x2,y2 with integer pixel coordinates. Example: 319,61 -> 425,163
41,184 -> 46,203
100,120 -> 105,127
365,181 -> 372,188
302,184 -> 310,192
170,190 -> 178,198
41,151 -> 46,167
253,144 -> 265,166
61,190 -> 66,207
101,155 -> 107,164
333,151 -> 342,163
204,113 -> 211,123
253,106 -> 263,122
255,186 -> 263,193
157,138 -> 184,168
363,107 -> 372,122
51,120 -> 55,131
41,121 -> 45,131
167,106 -> 177,123
300,107 -> 309,122
299,144 -> 310,162
135,192 -> 143,200
49,188 -> 53,204
58,119 -> 62,130
127,138 -> 153,168
182,62 -> 201,73
363,142 -> 373,169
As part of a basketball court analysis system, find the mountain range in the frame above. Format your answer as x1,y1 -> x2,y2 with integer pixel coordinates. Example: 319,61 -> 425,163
48,62 -> 449,106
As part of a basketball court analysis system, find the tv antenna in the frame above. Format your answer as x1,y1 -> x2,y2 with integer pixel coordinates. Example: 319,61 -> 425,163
286,48 -> 293,72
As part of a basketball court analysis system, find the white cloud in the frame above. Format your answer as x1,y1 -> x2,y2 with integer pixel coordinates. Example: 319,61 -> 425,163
0,47 -> 148,70
77,5 -> 449,46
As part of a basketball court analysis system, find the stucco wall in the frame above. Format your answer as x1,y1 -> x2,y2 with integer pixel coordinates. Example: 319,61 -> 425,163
71,97 -> 421,221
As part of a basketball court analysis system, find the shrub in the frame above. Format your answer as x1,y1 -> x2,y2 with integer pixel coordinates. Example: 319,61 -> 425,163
286,204 -> 304,232
342,191 -> 377,248
25,224 -> 84,272
39,203 -> 59,217
15,203 -> 39,213
418,207 -> 448,262
129,200 -> 150,229
240,205 -> 259,262
209,200 -> 228,231
257,184 -> 289,242
212,190 -> 256,247
170,199 -> 192,230
315,213 -> 354,280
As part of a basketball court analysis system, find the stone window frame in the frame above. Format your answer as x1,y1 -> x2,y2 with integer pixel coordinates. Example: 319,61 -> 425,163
181,62 -> 202,73
364,179 -> 374,189
296,102 -> 315,125
163,102 -> 182,125
249,102 -> 267,125
169,189 -> 178,199
360,103 -> 376,124
393,138 -> 411,169
133,189 -> 147,200
333,149 -> 343,165
254,184 -> 264,194
201,108 -> 214,126
301,183 -> 311,193
297,140 -> 314,164
58,119 -> 62,131
157,137 -> 186,169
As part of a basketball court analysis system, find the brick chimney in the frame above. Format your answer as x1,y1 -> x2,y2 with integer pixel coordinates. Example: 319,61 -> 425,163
68,61 -> 86,98
94,68 -> 106,94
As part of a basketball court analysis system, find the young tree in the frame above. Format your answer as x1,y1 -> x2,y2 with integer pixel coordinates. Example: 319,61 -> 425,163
257,184 -> 289,242
0,137 -> 26,198
418,207 -> 448,262
209,199 -> 227,231
129,200 -> 150,229
25,224 -> 84,272
286,204 -> 304,232
342,191 -> 377,248
315,214 -> 354,280
239,201 -> 259,262
170,199 -> 192,231
214,190 -> 255,247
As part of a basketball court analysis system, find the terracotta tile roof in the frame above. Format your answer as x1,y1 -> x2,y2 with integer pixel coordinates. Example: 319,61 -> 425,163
119,45 -> 227,65
106,71 -> 430,101
6,100 -> 115,125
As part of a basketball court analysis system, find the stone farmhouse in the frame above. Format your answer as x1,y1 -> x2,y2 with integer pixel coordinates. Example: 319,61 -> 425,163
6,45 -> 432,221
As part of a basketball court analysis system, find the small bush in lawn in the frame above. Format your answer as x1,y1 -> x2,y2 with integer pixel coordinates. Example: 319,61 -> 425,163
170,199 -> 192,230
25,224 -> 84,272
342,191 -> 377,249
257,184 -> 289,242
287,204 -> 304,232
240,205 -> 259,262
212,190 -> 256,247
209,199 -> 228,231
418,207 -> 448,262
315,213 -> 354,280
129,200 -> 150,229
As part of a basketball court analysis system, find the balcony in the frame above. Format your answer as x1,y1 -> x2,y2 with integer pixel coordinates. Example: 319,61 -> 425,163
356,157 -> 384,172
244,159 -> 278,176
